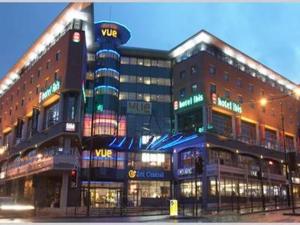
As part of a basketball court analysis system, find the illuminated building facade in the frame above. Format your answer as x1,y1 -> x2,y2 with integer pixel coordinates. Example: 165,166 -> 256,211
0,2 -> 299,212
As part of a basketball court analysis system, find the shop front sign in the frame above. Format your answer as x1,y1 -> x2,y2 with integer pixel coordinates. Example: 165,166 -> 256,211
128,169 -> 165,179
177,167 -> 193,176
127,101 -> 152,115
174,93 -> 204,111
95,149 -> 113,158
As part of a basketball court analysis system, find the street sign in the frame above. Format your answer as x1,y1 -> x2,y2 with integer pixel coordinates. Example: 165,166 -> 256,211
170,199 -> 178,216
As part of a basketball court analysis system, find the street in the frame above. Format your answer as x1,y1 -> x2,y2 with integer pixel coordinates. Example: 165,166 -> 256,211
2,209 -> 300,223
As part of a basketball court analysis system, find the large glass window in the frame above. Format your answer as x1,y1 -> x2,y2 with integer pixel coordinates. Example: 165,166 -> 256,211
212,111 -> 232,137
44,102 -> 59,129
265,128 -> 277,149
240,120 -> 256,144
177,108 -> 203,133
128,181 -> 170,206
128,152 -> 171,171
180,180 -> 202,198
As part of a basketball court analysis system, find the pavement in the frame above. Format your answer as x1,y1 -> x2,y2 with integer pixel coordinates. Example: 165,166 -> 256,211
2,209 -> 300,223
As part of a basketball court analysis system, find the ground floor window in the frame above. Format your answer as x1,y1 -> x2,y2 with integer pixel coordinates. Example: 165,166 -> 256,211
128,180 -> 170,207
82,181 -> 123,208
180,180 -> 202,198
212,111 -> 232,137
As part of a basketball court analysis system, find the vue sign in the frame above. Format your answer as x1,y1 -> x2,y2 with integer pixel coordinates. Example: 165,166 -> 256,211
101,28 -> 118,38
95,149 -> 113,158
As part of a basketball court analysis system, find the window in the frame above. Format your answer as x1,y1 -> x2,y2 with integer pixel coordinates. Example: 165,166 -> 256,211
120,57 -> 129,64
212,111 -> 232,137
265,128 -> 277,149
241,120 -> 256,144
191,83 -> 198,93
46,60 -> 51,69
54,71 -> 58,80
191,65 -> 197,74
44,102 -> 60,129
21,98 -> 24,107
237,95 -> 243,104
129,57 -> 137,65
224,89 -> 230,99
144,59 -> 151,67
137,76 -> 143,83
30,76 -> 33,84
209,65 -> 216,75
179,71 -> 186,79
179,88 -> 186,98
23,83 -> 26,91
210,83 -> 216,94
151,60 -> 157,67
37,68 -> 41,78
236,78 -> 242,88
224,72 -> 229,81
137,58 -> 143,66
36,87 -> 39,95
248,84 -> 254,93
55,51 -> 61,61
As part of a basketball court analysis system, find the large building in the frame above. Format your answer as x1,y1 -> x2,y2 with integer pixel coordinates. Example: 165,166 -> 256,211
0,2 -> 299,212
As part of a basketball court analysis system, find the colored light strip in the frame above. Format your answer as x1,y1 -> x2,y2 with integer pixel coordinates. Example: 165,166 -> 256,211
160,134 -> 198,150
94,85 -> 119,92
96,49 -> 120,58
147,134 -> 169,150
82,156 -> 125,161
128,138 -> 134,150
139,137 -> 142,149
95,68 -> 120,75
158,136 -> 183,150
117,137 -> 126,148
109,137 -> 117,146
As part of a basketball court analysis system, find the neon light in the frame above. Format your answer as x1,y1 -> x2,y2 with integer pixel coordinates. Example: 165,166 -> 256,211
117,137 -> 126,148
175,94 -> 204,111
158,136 -> 183,150
109,137 -> 117,146
139,137 -> 142,149
97,104 -> 103,112
82,81 -> 86,103
159,134 -> 198,150
39,80 -> 60,103
216,97 -> 242,113
94,85 -> 119,92
96,49 -> 120,58
95,68 -> 120,75
128,138 -> 134,150
147,134 -> 168,150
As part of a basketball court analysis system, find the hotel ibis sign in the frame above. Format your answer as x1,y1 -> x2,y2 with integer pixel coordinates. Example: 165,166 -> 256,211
174,93 -> 204,111
39,80 -> 60,103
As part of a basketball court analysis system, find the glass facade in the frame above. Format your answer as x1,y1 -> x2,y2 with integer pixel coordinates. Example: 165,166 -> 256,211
44,102 -> 60,129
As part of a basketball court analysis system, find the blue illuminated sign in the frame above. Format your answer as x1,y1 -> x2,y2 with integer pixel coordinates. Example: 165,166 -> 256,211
128,169 -> 165,179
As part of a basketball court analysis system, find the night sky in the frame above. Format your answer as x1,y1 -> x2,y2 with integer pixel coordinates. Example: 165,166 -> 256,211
0,3 -> 300,84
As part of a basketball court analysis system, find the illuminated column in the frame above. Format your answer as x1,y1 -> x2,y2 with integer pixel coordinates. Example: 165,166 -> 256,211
93,21 -> 130,136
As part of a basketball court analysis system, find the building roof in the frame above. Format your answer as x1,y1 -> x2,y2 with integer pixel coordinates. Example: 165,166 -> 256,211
119,46 -> 169,59
169,30 -> 299,93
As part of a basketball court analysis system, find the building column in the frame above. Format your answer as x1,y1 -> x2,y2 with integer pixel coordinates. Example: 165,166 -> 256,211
235,116 -> 241,140
38,107 -> 45,132
256,123 -> 261,145
21,118 -> 28,141
202,106 -> 208,131
59,93 -> 65,123
232,115 -> 236,139
64,137 -> 71,155
174,113 -> 178,132
201,145 -> 209,211
60,171 -> 69,208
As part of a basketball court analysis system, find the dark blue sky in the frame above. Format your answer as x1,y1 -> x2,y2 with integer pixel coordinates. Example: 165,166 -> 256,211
0,3 -> 300,84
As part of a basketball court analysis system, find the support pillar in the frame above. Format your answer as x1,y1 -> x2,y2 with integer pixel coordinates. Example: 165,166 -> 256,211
201,145 -> 209,211
60,172 -> 69,208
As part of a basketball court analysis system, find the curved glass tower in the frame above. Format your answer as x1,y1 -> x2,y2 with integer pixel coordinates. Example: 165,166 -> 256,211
93,21 -> 130,135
